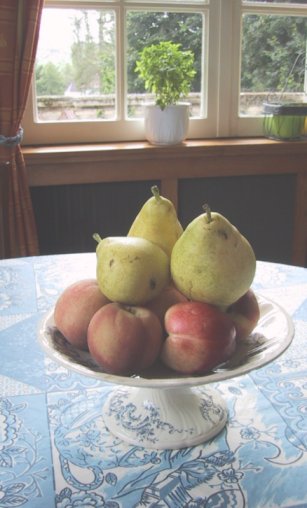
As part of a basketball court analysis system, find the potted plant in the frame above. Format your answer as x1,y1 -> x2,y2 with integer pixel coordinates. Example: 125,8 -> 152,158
135,41 -> 196,145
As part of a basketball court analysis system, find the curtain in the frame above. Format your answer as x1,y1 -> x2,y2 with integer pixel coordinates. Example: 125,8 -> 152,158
0,0 -> 44,258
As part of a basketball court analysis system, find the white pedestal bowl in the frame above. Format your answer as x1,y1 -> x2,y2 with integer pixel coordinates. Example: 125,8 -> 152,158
39,295 -> 294,449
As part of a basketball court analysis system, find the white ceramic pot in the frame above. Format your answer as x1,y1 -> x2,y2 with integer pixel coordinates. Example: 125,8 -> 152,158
144,103 -> 190,146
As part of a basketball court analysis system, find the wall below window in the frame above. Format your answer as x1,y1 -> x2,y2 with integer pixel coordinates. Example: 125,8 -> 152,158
24,138 -> 307,266
30,180 -> 159,254
31,174 -> 296,264
178,174 -> 296,264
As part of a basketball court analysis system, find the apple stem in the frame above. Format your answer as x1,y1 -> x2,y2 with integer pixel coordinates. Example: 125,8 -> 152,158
151,185 -> 161,202
93,233 -> 102,244
203,204 -> 212,223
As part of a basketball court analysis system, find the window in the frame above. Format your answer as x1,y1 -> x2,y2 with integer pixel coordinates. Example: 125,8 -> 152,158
23,0 -> 307,145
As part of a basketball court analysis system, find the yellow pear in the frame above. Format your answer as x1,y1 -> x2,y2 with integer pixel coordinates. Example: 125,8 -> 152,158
128,185 -> 183,257
94,234 -> 170,305
171,205 -> 256,308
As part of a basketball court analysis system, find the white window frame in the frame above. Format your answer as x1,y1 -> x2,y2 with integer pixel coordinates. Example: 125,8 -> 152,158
22,0 -> 307,145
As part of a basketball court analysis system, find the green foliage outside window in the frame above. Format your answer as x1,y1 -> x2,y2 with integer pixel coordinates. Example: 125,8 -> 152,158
35,62 -> 71,95
241,14 -> 307,93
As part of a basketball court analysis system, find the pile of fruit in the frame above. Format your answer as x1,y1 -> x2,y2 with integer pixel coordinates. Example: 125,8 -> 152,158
54,186 -> 260,376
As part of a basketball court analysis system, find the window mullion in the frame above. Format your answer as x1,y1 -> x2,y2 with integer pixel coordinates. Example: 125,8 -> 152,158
117,4 -> 124,120
229,0 -> 243,136
216,0 -> 240,137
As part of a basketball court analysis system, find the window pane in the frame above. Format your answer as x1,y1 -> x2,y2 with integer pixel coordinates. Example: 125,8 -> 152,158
240,14 -> 307,116
126,10 -> 204,118
35,8 -> 116,122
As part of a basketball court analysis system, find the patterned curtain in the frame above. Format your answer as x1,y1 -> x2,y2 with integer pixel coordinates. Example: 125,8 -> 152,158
0,0 -> 44,258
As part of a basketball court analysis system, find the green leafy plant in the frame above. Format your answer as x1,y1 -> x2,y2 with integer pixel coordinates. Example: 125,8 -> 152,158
135,41 -> 196,110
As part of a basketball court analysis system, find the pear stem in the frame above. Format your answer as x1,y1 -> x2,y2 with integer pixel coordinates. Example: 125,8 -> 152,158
93,233 -> 102,244
151,185 -> 161,202
203,204 -> 212,223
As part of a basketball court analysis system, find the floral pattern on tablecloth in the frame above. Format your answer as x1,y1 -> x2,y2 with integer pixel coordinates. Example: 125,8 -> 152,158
0,395 -> 54,507
45,374 -> 307,508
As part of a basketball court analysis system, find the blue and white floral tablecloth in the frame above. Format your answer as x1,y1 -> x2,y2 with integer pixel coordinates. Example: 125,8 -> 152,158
0,253 -> 307,508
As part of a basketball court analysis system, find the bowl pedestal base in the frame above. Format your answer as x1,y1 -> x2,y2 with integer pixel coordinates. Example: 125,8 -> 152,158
103,385 -> 228,449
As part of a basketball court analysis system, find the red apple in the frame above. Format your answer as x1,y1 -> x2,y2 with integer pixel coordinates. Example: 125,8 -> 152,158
161,301 -> 236,375
226,288 -> 260,341
54,279 -> 109,350
87,302 -> 163,375
146,284 -> 188,328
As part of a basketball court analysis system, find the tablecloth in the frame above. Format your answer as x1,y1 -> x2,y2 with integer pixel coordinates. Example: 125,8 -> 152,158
0,253 -> 307,508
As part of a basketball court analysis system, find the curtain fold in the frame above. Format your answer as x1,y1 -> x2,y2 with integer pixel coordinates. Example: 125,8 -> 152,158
0,0 -> 44,258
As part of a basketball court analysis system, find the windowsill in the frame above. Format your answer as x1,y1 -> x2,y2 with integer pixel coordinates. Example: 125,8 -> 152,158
22,136 -> 307,157
23,136 -> 307,189
22,137 -> 307,173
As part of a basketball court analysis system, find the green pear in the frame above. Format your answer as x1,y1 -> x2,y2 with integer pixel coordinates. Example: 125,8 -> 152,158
171,205 -> 256,308
128,185 -> 183,257
94,234 -> 170,305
